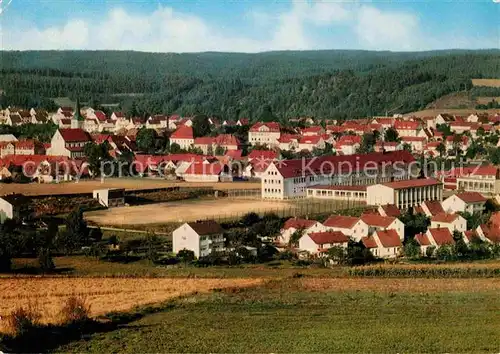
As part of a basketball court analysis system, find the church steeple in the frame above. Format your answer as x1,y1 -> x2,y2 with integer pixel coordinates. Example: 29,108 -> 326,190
71,97 -> 84,129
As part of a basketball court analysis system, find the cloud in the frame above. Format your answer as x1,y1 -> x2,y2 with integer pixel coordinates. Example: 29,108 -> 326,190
355,6 -> 420,51
0,1 -> 495,52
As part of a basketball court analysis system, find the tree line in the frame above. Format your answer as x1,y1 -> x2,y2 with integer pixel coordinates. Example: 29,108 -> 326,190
0,50 -> 499,120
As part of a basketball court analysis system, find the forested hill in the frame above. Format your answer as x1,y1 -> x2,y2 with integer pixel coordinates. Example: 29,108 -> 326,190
1,49 -> 499,119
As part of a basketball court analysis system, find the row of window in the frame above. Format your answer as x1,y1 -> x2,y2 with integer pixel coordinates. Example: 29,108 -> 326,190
264,179 -> 282,184
264,188 -> 281,194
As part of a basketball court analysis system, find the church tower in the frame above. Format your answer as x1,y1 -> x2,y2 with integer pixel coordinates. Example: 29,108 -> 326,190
71,97 -> 84,129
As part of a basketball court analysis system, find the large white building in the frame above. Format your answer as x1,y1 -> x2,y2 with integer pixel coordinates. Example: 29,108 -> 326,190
261,151 -> 416,200
172,220 -> 225,258
366,178 -> 443,210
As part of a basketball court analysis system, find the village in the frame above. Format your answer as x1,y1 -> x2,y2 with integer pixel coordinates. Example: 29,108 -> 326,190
0,101 -> 500,263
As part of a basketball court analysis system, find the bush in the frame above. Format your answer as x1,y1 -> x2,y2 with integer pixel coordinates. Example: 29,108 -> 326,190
60,296 -> 91,324
426,245 -> 436,258
7,305 -> 41,336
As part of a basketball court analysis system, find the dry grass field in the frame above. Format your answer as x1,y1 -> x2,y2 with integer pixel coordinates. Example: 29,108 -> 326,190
0,277 -> 263,333
85,199 -> 292,225
472,78 -> 500,87
0,178 -> 260,196
476,96 -> 500,104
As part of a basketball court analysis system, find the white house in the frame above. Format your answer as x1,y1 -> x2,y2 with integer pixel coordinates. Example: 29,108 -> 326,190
362,229 -> 402,259
170,126 -> 195,150
441,192 -> 487,214
415,228 -> 455,255
172,220 -> 225,258
430,213 -> 467,233
46,128 -> 92,158
323,215 -> 368,241
248,122 -> 281,146
298,231 -> 349,255
360,214 -> 405,241
279,218 -> 326,246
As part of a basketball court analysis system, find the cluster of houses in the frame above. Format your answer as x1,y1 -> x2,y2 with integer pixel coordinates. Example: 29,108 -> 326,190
247,113 -> 500,156
171,191 -> 499,260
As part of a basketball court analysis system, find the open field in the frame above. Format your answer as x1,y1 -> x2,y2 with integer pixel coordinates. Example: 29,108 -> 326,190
0,277 -> 263,334
472,78 -> 500,87
85,199 -> 293,225
58,277 -> 500,353
0,178 -> 260,196
85,198 -> 363,226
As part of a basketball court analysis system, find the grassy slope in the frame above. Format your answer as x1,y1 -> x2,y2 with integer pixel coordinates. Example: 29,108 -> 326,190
58,279 -> 500,353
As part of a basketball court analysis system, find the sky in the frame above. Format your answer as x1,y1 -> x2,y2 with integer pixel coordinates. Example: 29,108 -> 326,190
0,0 -> 499,52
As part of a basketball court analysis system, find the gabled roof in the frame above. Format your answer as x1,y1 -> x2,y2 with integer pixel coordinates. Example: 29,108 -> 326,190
214,134 -> 240,146
249,122 -> 280,132
422,200 -> 445,216
361,236 -> 378,248
58,128 -> 92,143
395,121 -> 419,130
324,215 -> 359,229
361,214 -> 396,228
375,229 -> 402,247
478,224 -> 500,243
431,213 -> 460,223
415,233 -> 431,246
428,228 -> 455,245
379,204 -> 401,217
187,220 -> 223,235
94,111 -> 107,122
454,192 -> 487,203
171,126 -> 194,140
278,134 -> 301,143
283,218 -> 318,230
308,231 -> 348,245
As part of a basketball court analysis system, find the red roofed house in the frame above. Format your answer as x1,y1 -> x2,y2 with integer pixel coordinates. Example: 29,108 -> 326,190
335,135 -> 361,155
170,126 -> 195,150
323,215 -> 368,241
442,192 -> 487,214
362,229 -> 402,258
377,204 -> 401,218
298,135 -> 325,151
430,213 -> 466,233
299,231 -> 349,255
213,134 -> 240,152
300,126 -> 324,136
415,200 -> 445,217
395,120 -> 420,137
367,178 -> 443,210
277,134 -> 300,151
279,217 -> 326,246
415,227 -> 455,255
47,128 -> 92,158
400,136 -> 426,152
475,224 -> 500,244
360,214 -> 405,241
248,122 -> 281,147
13,139 -> 45,156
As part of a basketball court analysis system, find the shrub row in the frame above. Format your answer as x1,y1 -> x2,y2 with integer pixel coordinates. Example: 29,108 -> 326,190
347,265 -> 500,278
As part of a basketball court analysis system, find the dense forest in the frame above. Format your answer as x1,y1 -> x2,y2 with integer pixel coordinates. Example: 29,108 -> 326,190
0,49 -> 499,119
